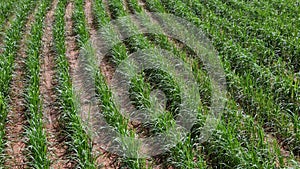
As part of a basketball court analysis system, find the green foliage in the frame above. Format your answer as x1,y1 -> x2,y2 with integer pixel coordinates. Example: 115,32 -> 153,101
0,0 -> 18,32
0,0 -> 298,168
54,0 -> 96,168
24,0 -> 52,168
0,0 -> 36,166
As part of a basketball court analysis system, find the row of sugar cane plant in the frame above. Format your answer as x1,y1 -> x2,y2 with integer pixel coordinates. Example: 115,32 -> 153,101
184,0 -> 290,72
0,0 -> 36,166
0,0 -> 297,168
92,0 -> 131,138
90,1 -> 142,168
53,0 -> 96,168
168,0 -> 299,118
182,0 -> 300,139
155,0 -> 300,158
23,0 -> 52,167
73,0 -> 143,167
142,0 -> 300,168
94,0 -> 178,167
141,0 -> 271,167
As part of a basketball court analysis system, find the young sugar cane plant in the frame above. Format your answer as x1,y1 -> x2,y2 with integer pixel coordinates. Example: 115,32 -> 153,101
0,0 -> 35,165
53,0 -> 96,168
93,0 -> 132,139
132,0 -> 292,166
183,0 -> 289,71
75,0 -> 150,168
213,0 -> 300,72
24,0 -> 51,168
0,0 -> 298,168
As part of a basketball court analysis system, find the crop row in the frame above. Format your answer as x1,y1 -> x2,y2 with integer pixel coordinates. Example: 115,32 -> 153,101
0,0 -> 296,168
53,0 -> 96,168
181,0 -> 299,130
219,0 -> 300,39
23,0 -> 52,167
130,1 -> 295,167
117,0 -> 200,167
92,0 -> 131,134
221,0 -> 299,71
0,0 -> 36,165
74,0 -> 148,167
95,0 -> 187,167
185,0 -> 299,150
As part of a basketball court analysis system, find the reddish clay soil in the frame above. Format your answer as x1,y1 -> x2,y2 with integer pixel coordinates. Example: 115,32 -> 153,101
4,5 -> 37,169
39,0 -> 71,168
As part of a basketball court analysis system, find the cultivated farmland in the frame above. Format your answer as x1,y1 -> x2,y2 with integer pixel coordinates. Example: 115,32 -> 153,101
0,0 -> 299,168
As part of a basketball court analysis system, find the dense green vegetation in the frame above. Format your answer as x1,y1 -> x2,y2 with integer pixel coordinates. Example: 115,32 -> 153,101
0,0 -> 298,168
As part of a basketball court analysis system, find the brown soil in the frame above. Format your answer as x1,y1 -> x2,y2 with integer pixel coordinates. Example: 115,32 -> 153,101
39,0 -> 70,168
137,0 -> 147,8
4,5 -> 37,169
99,56 -> 116,85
